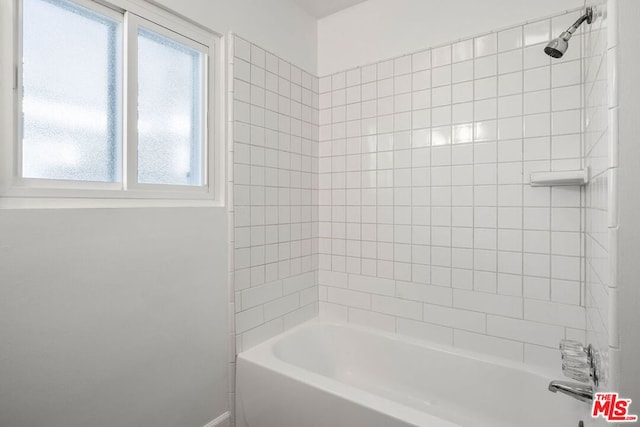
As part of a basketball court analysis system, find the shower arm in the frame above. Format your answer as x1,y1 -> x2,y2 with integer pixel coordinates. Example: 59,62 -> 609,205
560,8 -> 593,40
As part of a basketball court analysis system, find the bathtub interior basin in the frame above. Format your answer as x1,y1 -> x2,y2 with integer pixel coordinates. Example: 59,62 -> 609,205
236,320 -> 587,427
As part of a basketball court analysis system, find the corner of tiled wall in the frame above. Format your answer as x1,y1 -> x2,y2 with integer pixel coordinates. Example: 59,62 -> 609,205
227,31 -> 324,426
229,32 -> 320,354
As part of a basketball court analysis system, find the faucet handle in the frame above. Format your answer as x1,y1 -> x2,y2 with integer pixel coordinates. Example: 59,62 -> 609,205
562,353 -> 591,383
562,357 -> 589,370
556,339 -> 600,387
562,364 -> 591,383
562,352 -> 589,365
560,339 -> 586,357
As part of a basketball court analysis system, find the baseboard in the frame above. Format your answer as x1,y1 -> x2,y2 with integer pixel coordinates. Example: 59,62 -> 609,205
203,411 -> 230,427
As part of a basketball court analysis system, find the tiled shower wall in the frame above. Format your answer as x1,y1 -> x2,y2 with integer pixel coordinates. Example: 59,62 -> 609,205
584,0 -> 615,392
317,10 -> 588,371
229,35 -> 319,354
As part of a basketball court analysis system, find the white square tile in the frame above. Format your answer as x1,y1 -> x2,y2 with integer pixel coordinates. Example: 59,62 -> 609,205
524,137 -> 551,160
413,89 -> 431,110
453,81 -> 473,104
234,36 -> 251,61
332,72 -> 346,90
524,20 -> 550,46
552,110 -> 581,135
475,33 -> 497,57
412,70 -> 431,91
475,120 -> 497,142
475,76 -> 497,100
551,85 -> 581,111
318,77 -> 331,94
361,64 -> 377,83
474,163 -> 497,185
498,72 -> 523,96
453,123 -> 473,144
498,117 -> 523,140
498,27 -> 523,52
452,102 -> 473,124
552,61 -> 580,87
346,68 -> 361,87
377,96 -> 394,116
524,113 -> 551,138
433,45 -> 452,66
475,55 -> 497,79
432,106 -> 452,126
453,39 -> 474,62
524,45 -> 550,70
498,50 -> 523,74
394,55 -> 412,75
377,78 -> 394,98
474,99 -> 497,121
524,90 -> 550,115
432,86 -> 452,106
551,134 -> 580,159
265,52 -> 278,74
524,67 -> 550,92
452,60 -> 474,83
413,109 -> 431,129
251,44 -> 265,68
474,141 -> 497,163
413,49 -> 432,71
395,93 -> 412,112
498,94 -> 523,118
498,162 -> 522,185
432,66 -> 452,87
394,74 -> 412,94
432,126 -> 452,146
524,207 -> 550,230
394,112 -> 412,131
377,59 -> 394,80
346,85 -> 361,104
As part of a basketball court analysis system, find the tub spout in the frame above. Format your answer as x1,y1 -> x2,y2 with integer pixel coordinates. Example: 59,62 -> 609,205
548,380 -> 593,403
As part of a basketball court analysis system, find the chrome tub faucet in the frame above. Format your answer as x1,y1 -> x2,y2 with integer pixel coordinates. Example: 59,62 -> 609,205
548,340 -> 601,403
548,380 -> 594,403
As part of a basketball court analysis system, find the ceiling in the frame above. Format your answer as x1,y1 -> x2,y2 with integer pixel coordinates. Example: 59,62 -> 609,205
292,0 -> 368,18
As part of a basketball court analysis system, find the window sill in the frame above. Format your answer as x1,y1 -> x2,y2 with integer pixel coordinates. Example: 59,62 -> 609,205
0,196 -> 225,209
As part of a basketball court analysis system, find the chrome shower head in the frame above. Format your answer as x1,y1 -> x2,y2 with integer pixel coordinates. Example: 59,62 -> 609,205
544,34 -> 570,58
544,7 -> 593,59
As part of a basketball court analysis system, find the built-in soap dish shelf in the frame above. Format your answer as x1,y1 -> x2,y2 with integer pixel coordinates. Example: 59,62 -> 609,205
529,168 -> 589,187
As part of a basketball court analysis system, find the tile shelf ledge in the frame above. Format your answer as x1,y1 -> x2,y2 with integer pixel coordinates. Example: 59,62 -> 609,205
529,168 -> 590,187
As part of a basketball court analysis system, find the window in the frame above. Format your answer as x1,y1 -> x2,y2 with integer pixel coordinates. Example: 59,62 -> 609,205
137,27 -> 205,187
22,0 -> 122,183
1,0 -> 219,202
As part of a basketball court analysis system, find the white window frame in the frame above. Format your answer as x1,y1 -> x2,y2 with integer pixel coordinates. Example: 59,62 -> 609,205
0,0 -> 223,206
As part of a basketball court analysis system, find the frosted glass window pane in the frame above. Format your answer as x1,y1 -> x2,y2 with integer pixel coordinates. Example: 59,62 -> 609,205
22,0 -> 121,182
137,28 -> 205,186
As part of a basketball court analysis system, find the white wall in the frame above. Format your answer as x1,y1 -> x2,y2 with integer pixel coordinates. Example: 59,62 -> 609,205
0,0 -> 318,426
317,0 -> 584,76
616,0 -> 640,404
0,208 -> 228,427
155,0 -> 318,73
584,0 -> 640,406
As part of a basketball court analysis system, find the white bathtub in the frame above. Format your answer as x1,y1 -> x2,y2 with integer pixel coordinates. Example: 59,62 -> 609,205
236,320 -> 587,427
